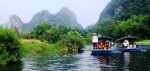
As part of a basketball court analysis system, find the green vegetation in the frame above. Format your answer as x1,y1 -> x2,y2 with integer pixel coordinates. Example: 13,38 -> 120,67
21,23 -> 85,51
87,0 -> 150,40
139,40 -> 150,42
21,39 -> 61,55
112,15 -> 150,39
0,23 -> 85,65
59,31 -> 85,51
136,40 -> 150,46
0,27 -> 22,65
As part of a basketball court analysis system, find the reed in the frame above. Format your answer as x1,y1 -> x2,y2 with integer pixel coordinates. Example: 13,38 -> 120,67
21,39 -> 60,56
20,39 -> 43,44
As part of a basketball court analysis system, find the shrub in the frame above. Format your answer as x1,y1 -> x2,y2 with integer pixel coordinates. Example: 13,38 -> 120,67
34,47 -> 43,53
0,27 -> 22,65
59,31 -> 85,51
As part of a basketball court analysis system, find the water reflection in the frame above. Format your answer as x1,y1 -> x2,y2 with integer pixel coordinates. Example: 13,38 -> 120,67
124,52 -> 130,71
21,51 -> 115,71
0,61 -> 23,71
69,51 -> 100,71
22,53 -> 79,71
93,55 -> 114,71
1,46 -> 150,71
99,56 -> 112,64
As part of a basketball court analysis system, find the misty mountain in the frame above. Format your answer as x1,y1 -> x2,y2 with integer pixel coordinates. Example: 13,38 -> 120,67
21,7 -> 83,32
1,15 -> 23,29
1,23 -> 8,28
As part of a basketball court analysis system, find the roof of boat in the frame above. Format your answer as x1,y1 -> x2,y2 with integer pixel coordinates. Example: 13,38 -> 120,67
116,35 -> 138,42
98,35 -> 113,41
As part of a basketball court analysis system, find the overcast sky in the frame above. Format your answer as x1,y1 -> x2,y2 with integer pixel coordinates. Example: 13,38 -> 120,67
0,0 -> 110,28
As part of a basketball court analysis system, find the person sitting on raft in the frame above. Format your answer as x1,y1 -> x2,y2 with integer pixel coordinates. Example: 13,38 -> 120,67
123,40 -> 129,48
105,42 -> 110,49
99,42 -> 105,49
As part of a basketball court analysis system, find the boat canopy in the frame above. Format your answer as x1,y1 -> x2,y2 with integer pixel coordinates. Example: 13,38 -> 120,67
98,35 -> 113,41
116,35 -> 138,42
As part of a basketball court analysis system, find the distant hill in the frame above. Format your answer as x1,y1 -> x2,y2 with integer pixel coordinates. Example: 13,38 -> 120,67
21,7 -> 83,32
97,0 -> 150,26
1,23 -> 8,28
1,15 -> 23,29
90,0 -> 150,39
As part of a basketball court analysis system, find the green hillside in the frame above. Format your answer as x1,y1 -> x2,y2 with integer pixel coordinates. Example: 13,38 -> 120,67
91,0 -> 150,39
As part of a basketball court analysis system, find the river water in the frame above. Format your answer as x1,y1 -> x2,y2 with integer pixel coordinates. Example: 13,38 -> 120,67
0,46 -> 150,71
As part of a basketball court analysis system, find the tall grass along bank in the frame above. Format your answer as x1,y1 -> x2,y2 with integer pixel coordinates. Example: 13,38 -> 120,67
21,39 -> 68,56
136,40 -> 150,46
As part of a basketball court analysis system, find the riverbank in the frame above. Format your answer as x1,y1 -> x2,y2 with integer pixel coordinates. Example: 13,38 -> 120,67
21,39 -> 68,56
136,40 -> 150,46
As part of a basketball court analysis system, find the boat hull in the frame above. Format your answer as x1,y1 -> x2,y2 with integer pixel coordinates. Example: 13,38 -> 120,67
91,50 -> 114,55
118,48 -> 142,53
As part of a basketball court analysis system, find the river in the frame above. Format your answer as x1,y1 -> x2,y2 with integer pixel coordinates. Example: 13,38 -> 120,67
0,46 -> 150,71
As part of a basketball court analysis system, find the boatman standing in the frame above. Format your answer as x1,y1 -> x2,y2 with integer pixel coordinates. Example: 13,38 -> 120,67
92,33 -> 98,49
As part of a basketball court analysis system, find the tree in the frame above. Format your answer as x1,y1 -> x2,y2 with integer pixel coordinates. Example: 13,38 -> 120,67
60,31 -> 85,51
31,23 -> 52,42
112,15 -> 150,39
45,27 -> 61,43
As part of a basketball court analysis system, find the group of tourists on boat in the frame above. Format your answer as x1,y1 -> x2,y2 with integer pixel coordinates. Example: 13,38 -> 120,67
92,33 -> 114,50
92,33 -> 137,50
99,41 -> 114,49
91,33 -> 140,55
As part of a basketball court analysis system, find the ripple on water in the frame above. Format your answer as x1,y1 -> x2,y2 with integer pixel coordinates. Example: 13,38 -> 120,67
20,46 -> 150,71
